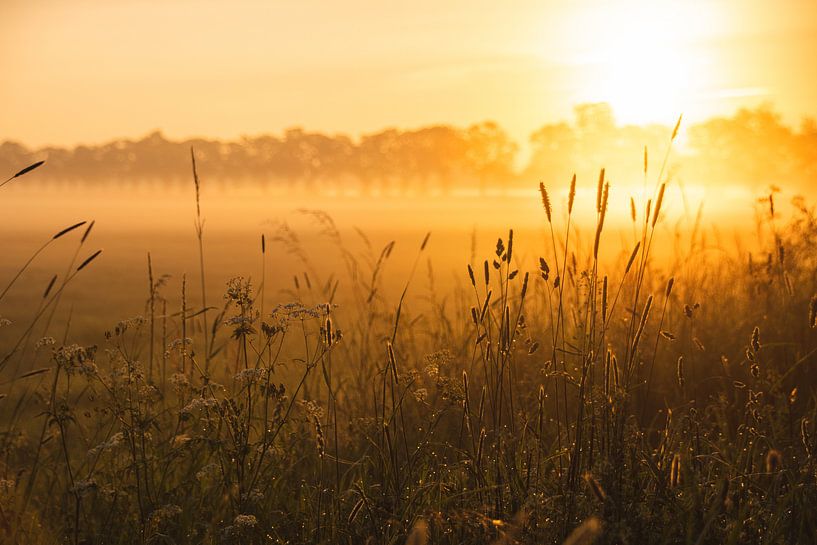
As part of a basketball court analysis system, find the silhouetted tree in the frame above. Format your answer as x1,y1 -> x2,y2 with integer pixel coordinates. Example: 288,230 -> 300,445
4,104 -> 815,195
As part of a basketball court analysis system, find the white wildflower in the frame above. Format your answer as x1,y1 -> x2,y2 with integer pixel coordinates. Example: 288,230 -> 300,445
234,514 -> 258,528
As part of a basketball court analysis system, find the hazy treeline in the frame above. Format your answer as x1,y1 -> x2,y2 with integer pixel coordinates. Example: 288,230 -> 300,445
2,103 -> 815,191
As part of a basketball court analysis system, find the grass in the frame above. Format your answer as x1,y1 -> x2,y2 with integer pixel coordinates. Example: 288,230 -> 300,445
1,129 -> 817,545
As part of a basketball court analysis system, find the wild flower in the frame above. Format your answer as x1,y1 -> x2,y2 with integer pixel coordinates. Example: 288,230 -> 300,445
35,336 -> 56,350
300,399 -> 324,419
268,302 -> 334,331
53,344 -> 98,376
225,276 -> 253,307
424,349 -> 454,378
168,337 -> 193,351
181,397 -> 218,415
413,388 -> 428,403
170,372 -> 191,395
234,514 -> 258,528
196,462 -> 220,483
89,432 -> 126,455
149,504 -> 182,526
234,368 -> 265,385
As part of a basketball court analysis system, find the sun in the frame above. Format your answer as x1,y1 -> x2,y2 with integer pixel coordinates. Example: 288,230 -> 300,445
559,1 -> 723,125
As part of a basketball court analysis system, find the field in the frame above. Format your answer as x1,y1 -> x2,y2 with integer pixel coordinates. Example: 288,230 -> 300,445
2,138 -> 817,545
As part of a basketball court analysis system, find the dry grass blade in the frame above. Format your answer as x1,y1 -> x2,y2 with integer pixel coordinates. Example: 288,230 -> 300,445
810,295 -> 817,328
677,356 -> 685,388
0,367 -> 53,386
81,220 -> 95,243
670,454 -> 681,487
77,250 -> 103,271
583,472 -> 607,502
631,294 -> 654,357
562,516 -> 602,545
18,367 -> 52,380
644,146 -> 648,175
13,160 -> 46,178
191,147 -> 202,221
347,498 -> 364,524
539,182 -> 552,223
625,241 -> 641,273
652,183 -> 666,227
0,367 -> 52,386
420,231 -> 431,250
596,168 -> 605,213
0,221 -> 86,303
594,183 -> 610,258
53,221 -> 87,240
43,275 -> 58,299
671,114 -> 683,140
190,146 -> 209,369
406,518 -> 429,545
1,160 -> 45,188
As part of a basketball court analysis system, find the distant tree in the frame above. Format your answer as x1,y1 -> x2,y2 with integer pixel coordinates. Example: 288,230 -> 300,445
0,141 -> 31,175
465,121 -> 518,192
358,129 -> 401,192
574,103 -> 616,138
796,118 -> 817,181
687,105 -> 796,187
4,104 -> 815,195
526,122 -> 577,184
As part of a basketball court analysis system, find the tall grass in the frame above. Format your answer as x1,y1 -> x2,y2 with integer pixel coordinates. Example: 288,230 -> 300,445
1,133 -> 817,545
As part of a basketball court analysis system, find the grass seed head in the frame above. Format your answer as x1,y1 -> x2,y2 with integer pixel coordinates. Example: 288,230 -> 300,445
539,182 -> 552,223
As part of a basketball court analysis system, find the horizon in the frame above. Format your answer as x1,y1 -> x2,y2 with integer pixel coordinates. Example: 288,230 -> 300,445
2,0 -> 816,149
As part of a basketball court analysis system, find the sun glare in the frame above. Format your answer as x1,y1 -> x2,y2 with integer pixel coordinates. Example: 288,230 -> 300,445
561,1 -> 724,125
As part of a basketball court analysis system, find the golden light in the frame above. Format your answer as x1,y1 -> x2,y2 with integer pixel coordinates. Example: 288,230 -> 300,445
559,1 -> 726,125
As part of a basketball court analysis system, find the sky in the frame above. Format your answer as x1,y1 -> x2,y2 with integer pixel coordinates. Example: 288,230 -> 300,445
1,0 -> 816,148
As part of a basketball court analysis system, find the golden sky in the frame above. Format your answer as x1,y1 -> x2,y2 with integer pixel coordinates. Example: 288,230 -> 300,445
1,0 -> 816,147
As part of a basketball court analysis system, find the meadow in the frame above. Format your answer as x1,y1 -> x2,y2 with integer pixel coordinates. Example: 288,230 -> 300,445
1,128 -> 816,545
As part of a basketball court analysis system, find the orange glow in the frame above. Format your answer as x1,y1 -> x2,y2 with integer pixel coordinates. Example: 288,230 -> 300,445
558,1 -> 723,125
1,1 -> 816,147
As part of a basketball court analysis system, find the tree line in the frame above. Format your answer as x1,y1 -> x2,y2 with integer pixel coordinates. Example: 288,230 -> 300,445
2,103 -> 815,192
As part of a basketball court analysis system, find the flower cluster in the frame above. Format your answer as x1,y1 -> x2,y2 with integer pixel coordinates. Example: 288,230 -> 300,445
149,504 -> 182,527
268,302 -> 334,332
234,368 -> 266,386
53,344 -> 98,377
89,432 -> 126,456
225,277 -> 254,307
423,349 -> 454,379
181,397 -> 218,416
35,336 -> 56,351
105,316 -> 145,339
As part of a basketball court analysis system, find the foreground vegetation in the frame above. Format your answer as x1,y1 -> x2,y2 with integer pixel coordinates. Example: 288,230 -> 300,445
2,128 -> 817,545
